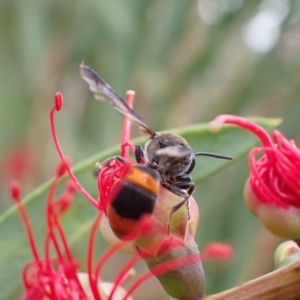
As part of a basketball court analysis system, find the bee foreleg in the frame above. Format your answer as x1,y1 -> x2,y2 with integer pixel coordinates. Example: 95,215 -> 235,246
175,184 -> 195,199
135,145 -> 145,164
161,181 -> 189,198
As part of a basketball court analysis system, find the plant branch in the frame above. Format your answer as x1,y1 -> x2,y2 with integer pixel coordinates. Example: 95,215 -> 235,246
203,260 -> 300,300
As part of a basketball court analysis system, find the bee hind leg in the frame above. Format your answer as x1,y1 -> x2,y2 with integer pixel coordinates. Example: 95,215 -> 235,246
161,182 -> 194,235
167,196 -> 190,235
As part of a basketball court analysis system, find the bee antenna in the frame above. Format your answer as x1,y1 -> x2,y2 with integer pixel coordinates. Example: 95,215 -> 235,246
139,127 -> 157,138
194,152 -> 233,160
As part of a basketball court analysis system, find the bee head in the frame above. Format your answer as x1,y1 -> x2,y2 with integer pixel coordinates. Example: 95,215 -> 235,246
144,133 -> 194,176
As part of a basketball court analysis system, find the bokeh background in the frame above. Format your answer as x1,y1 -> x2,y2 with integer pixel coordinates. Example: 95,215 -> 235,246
1,0 -> 300,299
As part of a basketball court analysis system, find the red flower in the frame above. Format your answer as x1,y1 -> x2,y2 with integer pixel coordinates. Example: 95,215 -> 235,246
10,162 -> 155,299
10,165 -> 87,299
212,115 -> 300,239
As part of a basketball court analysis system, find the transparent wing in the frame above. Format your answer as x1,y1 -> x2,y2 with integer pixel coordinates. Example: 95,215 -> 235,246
155,146 -> 192,157
80,63 -> 155,136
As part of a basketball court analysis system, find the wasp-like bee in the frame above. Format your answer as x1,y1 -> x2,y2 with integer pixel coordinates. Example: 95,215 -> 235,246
80,64 -> 232,221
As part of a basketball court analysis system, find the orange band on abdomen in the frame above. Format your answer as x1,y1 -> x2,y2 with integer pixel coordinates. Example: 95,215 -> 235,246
124,167 -> 159,194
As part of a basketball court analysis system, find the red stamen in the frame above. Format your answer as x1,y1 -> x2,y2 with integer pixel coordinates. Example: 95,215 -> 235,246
212,115 -> 274,160
273,151 -> 300,198
45,179 -> 65,263
87,213 -> 103,300
110,239 -> 181,299
9,180 -> 21,201
22,266 -> 31,290
213,114 -> 300,209
249,146 -> 300,208
55,160 -> 69,177
54,92 -> 63,111
109,256 -> 140,300
50,94 -> 99,209
66,181 -> 77,194
121,91 -> 135,160
200,242 -> 234,261
97,160 -> 130,213
14,165 -> 93,299
54,192 -> 73,215
124,251 -> 201,300
94,216 -> 152,281
10,184 -> 41,265
248,148 -> 284,207
46,176 -> 74,264
273,131 -> 300,159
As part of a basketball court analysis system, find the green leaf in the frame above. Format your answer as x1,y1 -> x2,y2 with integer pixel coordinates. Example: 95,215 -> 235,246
0,118 -> 280,299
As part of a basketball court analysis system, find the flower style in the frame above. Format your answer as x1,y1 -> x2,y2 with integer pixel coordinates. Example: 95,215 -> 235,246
212,115 -> 300,240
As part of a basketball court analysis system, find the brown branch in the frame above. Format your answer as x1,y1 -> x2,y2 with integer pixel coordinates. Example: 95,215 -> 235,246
203,260 -> 300,300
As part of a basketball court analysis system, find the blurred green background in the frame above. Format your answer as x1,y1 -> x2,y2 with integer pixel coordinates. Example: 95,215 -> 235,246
1,0 -> 300,299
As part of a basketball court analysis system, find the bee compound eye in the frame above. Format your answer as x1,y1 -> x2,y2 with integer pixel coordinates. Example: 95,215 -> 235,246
158,140 -> 169,148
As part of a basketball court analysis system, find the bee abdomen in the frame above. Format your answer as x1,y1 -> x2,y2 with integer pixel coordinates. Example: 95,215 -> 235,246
111,181 -> 157,219
107,164 -> 159,239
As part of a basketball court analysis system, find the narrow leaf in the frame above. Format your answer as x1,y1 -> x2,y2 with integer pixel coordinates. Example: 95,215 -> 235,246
0,118 -> 280,299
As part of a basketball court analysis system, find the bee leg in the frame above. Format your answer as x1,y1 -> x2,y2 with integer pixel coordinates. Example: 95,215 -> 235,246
162,182 -> 187,197
173,181 -> 195,195
168,196 -> 190,235
174,173 -> 192,182
148,161 -> 159,171
172,175 -> 195,212
161,182 -> 190,235
135,145 -> 145,164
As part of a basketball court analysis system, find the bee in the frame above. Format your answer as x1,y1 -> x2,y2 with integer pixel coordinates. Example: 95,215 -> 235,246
80,64 -> 232,232
98,158 -> 160,239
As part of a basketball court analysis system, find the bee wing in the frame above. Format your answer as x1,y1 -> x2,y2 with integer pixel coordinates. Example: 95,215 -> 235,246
80,64 -> 155,137
155,146 -> 192,157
